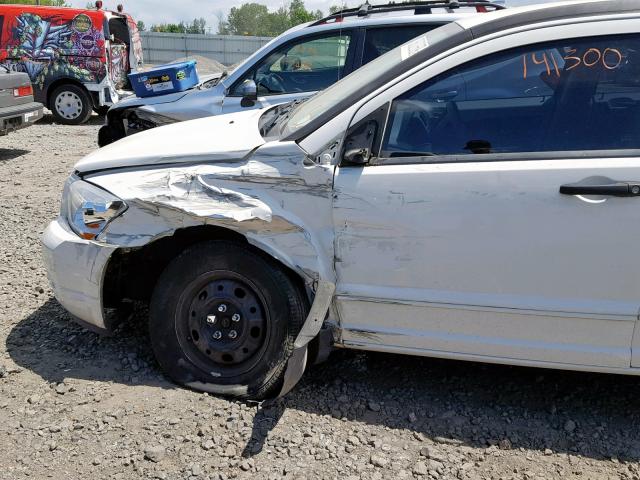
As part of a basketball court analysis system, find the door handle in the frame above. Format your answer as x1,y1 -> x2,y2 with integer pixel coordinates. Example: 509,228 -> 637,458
560,181 -> 640,197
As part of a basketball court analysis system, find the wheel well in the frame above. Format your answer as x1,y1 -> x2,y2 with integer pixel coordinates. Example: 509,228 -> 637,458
46,79 -> 91,110
103,225 -> 309,313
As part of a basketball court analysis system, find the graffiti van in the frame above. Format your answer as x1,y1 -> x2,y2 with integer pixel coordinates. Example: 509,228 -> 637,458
0,3 -> 143,125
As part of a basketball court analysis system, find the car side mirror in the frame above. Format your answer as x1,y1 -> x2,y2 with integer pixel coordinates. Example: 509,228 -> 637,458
341,104 -> 389,166
343,148 -> 371,164
342,120 -> 377,165
238,79 -> 258,108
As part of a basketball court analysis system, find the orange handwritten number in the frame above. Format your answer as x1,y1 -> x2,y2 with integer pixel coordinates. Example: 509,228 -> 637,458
602,48 -> 623,70
564,48 -> 581,71
549,50 -> 561,77
522,47 -> 622,80
531,52 -> 551,77
583,48 -> 602,67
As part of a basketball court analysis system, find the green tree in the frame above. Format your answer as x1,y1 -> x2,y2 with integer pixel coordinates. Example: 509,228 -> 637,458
136,20 -> 146,32
186,18 -> 206,35
151,22 -> 184,33
221,3 -> 270,36
220,1 -> 323,37
289,0 -> 321,25
150,19 -> 205,34
265,6 -> 290,36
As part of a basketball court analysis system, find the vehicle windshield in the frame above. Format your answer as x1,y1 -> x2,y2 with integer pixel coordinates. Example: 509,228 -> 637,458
282,22 -> 463,138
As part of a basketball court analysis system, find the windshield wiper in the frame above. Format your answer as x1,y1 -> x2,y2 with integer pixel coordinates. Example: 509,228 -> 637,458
261,98 -> 308,138
274,98 -> 309,135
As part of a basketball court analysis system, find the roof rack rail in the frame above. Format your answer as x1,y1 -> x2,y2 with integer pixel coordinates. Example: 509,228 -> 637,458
312,0 -> 506,26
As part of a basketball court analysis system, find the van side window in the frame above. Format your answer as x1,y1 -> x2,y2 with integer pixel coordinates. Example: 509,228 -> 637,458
381,34 -> 640,158
234,33 -> 352,96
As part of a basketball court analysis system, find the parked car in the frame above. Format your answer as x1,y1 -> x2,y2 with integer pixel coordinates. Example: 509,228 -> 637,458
98,0 -> 504,146
0,3 -> 143,125
0,68 -> 43,135
43,0 -> 640,400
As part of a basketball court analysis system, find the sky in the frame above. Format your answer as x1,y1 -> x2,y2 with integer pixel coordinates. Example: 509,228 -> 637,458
68,0 -> 559,33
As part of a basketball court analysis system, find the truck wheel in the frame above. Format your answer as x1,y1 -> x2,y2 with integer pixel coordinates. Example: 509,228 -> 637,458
149,241 -> 308,400
50,85 -> 93,125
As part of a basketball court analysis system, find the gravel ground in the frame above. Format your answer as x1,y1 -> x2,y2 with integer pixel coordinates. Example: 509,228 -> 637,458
2,116 -> 640,480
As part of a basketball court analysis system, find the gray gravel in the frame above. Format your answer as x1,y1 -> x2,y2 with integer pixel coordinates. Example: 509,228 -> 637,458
2,115 -> 640,479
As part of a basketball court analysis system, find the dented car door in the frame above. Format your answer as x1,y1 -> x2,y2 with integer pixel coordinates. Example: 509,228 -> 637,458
332,30 -> 640,370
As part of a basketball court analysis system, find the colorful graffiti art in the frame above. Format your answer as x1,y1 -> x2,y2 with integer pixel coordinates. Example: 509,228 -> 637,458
1,12 -> 107,89
109,43 -> 129,89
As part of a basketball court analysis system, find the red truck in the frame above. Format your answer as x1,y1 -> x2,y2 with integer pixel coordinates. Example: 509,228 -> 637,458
0,3 -> 143,124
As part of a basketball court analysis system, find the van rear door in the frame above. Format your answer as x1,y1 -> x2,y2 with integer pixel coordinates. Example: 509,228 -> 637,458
126,15 -> 143,72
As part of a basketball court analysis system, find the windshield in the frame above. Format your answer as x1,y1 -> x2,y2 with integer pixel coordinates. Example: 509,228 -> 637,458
282,22 -> 464,138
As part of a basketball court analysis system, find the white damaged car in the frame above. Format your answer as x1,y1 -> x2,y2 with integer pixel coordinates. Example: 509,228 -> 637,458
44,0 -> 640,399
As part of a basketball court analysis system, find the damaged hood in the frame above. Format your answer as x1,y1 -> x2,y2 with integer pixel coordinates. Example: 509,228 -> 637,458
113,90 -> 190,109
76,109 -> 266,173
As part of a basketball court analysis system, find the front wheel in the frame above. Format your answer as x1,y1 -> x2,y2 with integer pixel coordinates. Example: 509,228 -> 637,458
149,241 -> 308,399
50,84 -> 93,125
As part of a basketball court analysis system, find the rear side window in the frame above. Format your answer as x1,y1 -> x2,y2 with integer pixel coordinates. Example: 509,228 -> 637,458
362,25 -> 440,65
381,34 -> 640,158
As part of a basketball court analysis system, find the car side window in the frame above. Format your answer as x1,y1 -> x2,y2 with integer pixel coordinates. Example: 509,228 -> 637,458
235,33 -> 352,97
381,34 -> 640,158
362,25 -> 440,65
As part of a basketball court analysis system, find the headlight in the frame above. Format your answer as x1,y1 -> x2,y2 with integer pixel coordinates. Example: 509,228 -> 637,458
62,176 -> 127,241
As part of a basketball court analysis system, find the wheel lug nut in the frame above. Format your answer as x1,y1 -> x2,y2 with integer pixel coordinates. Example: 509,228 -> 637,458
228,330 -> 238,339
232,313 -> 241,322
218,304 -> 227,313
212,331 -> 222,340
206,315 -> 216,324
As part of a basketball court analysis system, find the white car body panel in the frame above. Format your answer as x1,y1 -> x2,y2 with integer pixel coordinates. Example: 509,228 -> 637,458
79,108 -> 266,172
329,14 -> 640,369
334,158 -> 639,368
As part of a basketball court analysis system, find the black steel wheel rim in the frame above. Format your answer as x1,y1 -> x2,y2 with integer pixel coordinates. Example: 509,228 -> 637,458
175,270 -> 270,377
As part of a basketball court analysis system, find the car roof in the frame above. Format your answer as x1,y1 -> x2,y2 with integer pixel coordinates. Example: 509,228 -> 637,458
278,1 -> 502,38
312,1 -> 505,26
455,0 -> 640,36
302,12 -> 475,33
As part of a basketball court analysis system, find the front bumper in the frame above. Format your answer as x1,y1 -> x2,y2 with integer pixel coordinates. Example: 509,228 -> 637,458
42,217 -> 117,332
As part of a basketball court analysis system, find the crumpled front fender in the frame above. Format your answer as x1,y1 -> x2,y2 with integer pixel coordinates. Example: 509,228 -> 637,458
86,141 -> 338,383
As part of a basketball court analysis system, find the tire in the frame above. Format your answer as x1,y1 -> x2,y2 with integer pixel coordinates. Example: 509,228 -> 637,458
98,114 -> 126,147
50,84 -> 93,125
149,241 -> 308,400
98,125 -> 118,147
